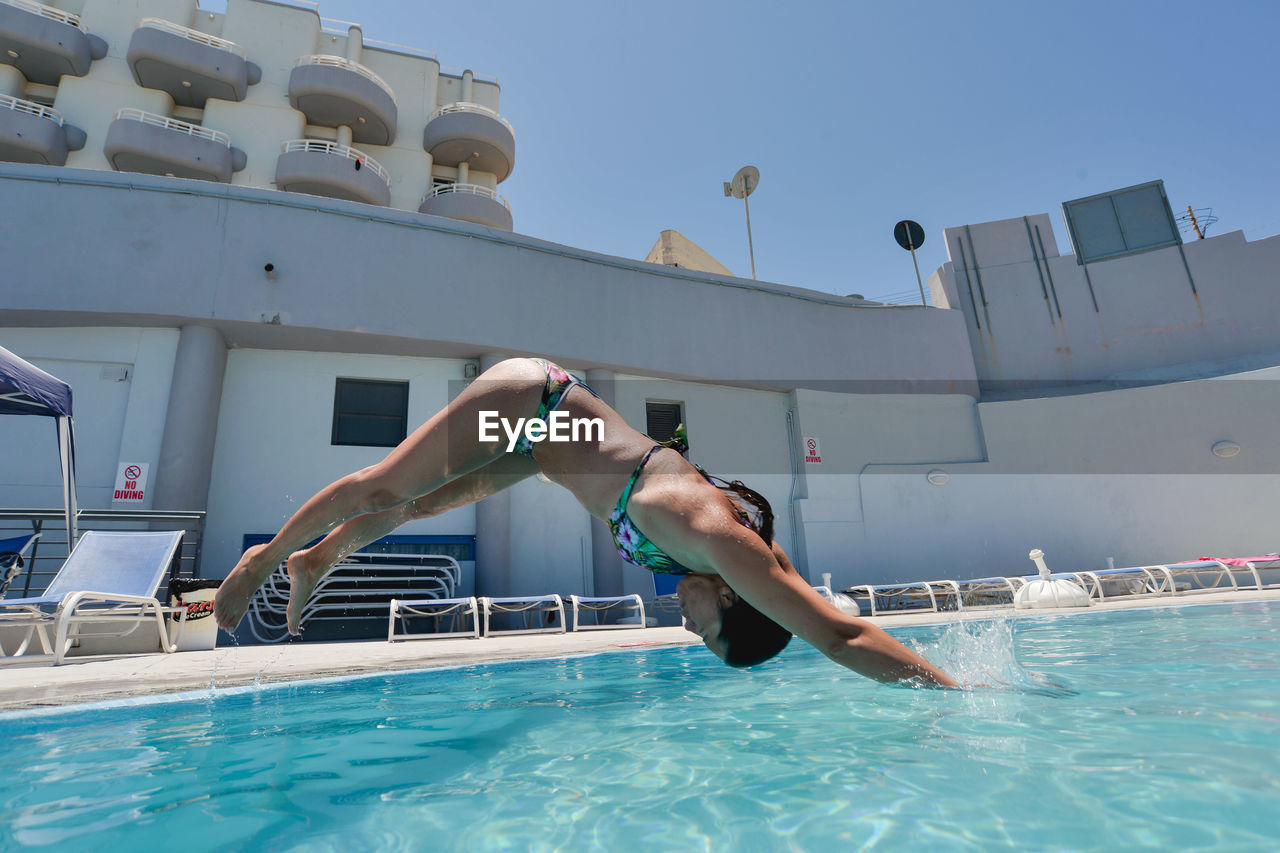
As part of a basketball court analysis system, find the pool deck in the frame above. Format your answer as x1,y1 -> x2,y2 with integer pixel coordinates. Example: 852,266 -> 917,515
2,588 -> 1277,714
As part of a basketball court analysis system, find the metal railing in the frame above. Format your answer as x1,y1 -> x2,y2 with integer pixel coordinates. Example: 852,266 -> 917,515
0,508 -> 206,600
364,36 -> 438,62
280,138 -> 391,186
439,65 -> 500,85
136,17 -> 247,59
0,93 -> 63,125
318,17 -> 440,61
421,182 -> 511,211
1,0 -> 83,29
427,101 -> 514,136
114,108 -> 232,147
293,54 -> 397,104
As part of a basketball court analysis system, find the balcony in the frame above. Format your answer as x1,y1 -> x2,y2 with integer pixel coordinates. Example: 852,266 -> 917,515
275,139 -> 391,207
0,93 -> 84,164
104,108 -> 246,183
126,18 -> 261,108
0,0 -> 107,85
288,55 -> 397,146
418,183 -> 512,231
422,102 -> 514,182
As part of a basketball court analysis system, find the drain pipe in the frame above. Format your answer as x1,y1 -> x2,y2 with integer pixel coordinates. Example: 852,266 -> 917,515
784,406 -> 807,576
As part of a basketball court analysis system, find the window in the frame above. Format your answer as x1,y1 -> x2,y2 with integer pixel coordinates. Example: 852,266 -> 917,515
645,401 -> 683,445
332,378 -> 409,447
1062,180 -> 1181,265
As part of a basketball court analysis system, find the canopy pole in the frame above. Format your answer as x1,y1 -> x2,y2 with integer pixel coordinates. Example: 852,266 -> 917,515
58,417 -> 78,547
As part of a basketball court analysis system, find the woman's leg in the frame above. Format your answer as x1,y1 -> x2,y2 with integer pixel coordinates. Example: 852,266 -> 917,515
215,358 -> 546,630
282,453 -> 539,633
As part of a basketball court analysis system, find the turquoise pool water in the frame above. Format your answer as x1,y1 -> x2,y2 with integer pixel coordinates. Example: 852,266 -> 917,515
2,602 -> 1278,851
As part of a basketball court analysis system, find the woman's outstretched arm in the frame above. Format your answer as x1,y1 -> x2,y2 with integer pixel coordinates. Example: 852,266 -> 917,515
644,499 -> 957,686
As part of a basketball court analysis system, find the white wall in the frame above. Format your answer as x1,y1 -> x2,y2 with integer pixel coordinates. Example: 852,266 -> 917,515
813,366 -> 1280,587
204,349 -> 465,579
0,327 -> 178,509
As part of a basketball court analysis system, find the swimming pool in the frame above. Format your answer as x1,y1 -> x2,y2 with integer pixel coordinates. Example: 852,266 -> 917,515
1,601 -> 1277,851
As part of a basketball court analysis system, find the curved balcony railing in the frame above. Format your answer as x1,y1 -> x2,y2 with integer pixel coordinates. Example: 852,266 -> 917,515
280,139 -> 390,186
1,0 -> 83,29
421,182 -> 510,211
293,54 -> 396,105
135,17 -> 247,58
427,101 -> 514,137
114,108 -> 230,147
1,92 -> 63,125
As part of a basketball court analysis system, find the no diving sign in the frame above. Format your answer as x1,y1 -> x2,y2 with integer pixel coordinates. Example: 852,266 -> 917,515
803,437 -> 822,465
113,462 -> 150,503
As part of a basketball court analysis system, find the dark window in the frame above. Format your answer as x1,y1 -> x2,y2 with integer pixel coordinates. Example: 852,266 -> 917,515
332,378 -> 409,447
1062,180 -> 1181,265
645,401 -> 683,444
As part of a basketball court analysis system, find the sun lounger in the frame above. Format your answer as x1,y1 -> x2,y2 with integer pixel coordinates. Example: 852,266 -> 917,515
1188,555 -> 1280,591
246,553 -> 461,643
1242,555 -> 1280,588
0,533 -> 39,598
951,576 -> 1020,608
479,595 -> 565,636
388,597 -> 480,640
843,580 -> 962,616
569,594 -> 647,630
0,530 -> 184,664
1072,566 -> 1174,600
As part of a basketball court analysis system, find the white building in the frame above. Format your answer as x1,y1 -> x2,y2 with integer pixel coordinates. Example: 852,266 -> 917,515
2,0 -> 1277,628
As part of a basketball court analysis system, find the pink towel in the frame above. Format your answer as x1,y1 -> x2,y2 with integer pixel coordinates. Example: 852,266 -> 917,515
1195,554 -> 1279,567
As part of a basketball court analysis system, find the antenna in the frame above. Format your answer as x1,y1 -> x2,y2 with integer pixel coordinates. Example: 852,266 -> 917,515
892,219 -> 927,305
724,165 -> 760,279
1175,205 -> 1218,240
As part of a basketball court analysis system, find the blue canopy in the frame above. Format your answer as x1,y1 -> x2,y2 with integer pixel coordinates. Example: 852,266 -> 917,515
0,345 -> 72,418
0,345 -> 78,544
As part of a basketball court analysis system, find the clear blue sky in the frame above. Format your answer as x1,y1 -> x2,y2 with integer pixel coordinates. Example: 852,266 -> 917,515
286,0 -> 1276,301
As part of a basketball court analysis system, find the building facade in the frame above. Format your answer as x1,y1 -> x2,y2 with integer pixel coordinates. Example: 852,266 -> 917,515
2,0 -> 1278,621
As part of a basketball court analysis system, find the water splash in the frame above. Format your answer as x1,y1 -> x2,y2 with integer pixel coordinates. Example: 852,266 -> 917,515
829,592 -> 860,615
910,614 -> 1076,697
252,648 -> 289,688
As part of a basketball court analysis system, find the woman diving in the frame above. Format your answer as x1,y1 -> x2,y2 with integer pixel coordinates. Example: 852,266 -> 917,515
214,357 -> 955,686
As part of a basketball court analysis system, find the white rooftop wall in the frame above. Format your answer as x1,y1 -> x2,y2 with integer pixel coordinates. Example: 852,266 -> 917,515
931,215 -> 1280,389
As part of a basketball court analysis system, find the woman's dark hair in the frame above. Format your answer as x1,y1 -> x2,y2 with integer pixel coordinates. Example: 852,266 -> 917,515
661,426 -> 791,666
720,595 -> 792,667
711,477 -> 791,667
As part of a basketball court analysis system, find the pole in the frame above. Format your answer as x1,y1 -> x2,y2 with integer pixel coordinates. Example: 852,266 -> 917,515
743,193 -> 756,280
1186,205 -> 1204,240
909,245 -> 926,305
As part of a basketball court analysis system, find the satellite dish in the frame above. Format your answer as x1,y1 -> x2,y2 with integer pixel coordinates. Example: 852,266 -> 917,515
724,165 -> 759,199
893,219 -> 925,251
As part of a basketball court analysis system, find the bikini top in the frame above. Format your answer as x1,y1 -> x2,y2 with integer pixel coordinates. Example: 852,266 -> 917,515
606,427 -> 756,576
607,444 -> 698,575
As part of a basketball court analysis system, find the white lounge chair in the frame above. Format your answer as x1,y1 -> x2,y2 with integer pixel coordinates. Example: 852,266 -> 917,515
569,594 -> 647,630
479,595 -> 565,636
388,597 -> 480,641
246,553 -> 460,643
0,530 -> 184,664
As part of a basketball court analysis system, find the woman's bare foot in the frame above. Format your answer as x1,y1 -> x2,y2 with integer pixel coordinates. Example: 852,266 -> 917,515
214,543 -> 278,631
285,548 -> 331,636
